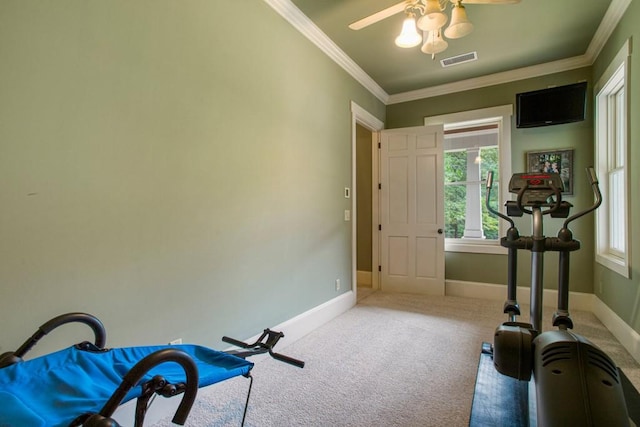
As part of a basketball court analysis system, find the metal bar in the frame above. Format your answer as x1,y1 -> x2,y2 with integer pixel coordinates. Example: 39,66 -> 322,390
530,208 -> 544,332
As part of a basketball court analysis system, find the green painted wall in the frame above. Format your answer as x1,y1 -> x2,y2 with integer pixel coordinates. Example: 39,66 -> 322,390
0,1 -> 385,356
387,67 -> 596,294
592,0 -> 640,332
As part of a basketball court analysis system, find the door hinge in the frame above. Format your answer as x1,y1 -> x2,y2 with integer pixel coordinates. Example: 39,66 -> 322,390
378,142 -> 381,149
378,183 -> 382,190
378,265 -> 382,272
378,224 -> 382,231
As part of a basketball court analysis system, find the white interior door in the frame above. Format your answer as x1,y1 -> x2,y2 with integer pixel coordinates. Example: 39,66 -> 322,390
379,125 -> 444,295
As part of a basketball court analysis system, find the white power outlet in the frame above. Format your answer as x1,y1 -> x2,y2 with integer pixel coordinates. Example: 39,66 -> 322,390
335,279 -> 341,291
169,338 -> 182,345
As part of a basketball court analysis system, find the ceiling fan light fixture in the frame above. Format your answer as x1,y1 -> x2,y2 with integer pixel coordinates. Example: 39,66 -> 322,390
395,14 -> 422,48
417,0 -> 448,31
421,30 -> 448,55
444,1 -> 474,39
351,0 -> 519,57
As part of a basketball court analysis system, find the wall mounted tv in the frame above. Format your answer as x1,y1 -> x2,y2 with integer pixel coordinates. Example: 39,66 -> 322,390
516,81 -> 587,128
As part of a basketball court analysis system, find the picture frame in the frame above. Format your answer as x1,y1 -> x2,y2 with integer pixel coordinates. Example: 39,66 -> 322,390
526,149 -> 574,195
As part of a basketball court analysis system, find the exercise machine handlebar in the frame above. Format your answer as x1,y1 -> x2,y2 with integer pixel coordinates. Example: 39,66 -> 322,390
0,312 -> 107,369
83,348 -> 199,427
485,171 -> 514,229
562,167 -> 602,230
485,171 -> 520,319
223,329 -> 305,368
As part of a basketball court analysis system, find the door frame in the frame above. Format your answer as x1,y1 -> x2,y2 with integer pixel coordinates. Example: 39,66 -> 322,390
350,101 -> 384,292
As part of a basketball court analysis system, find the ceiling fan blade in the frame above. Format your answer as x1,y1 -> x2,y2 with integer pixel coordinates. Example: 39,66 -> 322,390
348,1 -> 407,31
454,0 -> 520,3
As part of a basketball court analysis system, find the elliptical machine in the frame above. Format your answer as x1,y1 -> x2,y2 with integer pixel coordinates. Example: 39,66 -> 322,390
479,168 -> 630,426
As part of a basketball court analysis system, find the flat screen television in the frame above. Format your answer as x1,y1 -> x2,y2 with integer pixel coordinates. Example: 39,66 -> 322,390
516,81 -> 587,128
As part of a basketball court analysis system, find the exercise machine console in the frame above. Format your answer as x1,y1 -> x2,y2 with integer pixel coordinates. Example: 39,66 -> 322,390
482,169 -> 629,426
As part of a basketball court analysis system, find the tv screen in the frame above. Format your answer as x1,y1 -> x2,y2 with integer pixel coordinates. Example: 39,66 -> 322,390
516,81 -> 587,128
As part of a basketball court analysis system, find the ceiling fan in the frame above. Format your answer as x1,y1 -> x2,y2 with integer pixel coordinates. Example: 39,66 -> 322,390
349,0 -> 521,57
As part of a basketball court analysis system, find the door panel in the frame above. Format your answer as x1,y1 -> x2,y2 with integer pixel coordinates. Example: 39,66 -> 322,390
416,237 -> 437,278
379,125 -> 444,295
388,157 -> 409,224
416,155 -> 437,224
388,236 -> 409,276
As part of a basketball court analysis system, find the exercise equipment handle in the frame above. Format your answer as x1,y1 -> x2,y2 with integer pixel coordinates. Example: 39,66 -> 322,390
485,171 -> 514,228
270,351 -> 306,369
221,336 -> 247,348
223,329 -> 305,368
87,348 -> 199,426
562,167 -> 602,229
1,312 -> 107,368
20,312 -> 106,357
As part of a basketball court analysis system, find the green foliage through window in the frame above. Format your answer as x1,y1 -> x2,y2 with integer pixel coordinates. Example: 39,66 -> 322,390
444,147 -> 499,240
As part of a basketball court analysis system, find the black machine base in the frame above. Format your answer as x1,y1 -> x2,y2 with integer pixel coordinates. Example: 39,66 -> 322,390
470,342 -> 640,427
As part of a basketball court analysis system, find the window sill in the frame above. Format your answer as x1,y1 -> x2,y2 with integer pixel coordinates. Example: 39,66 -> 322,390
445,239 -> 507,255
596,253 -> 630,278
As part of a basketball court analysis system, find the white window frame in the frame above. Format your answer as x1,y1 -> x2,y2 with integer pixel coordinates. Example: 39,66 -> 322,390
425,105 -> 513,255
594,40 -> 631,278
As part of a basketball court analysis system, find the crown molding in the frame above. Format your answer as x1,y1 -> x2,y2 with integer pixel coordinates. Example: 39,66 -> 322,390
263,0 -> 389,104
267,0 -> 630,106
387,55 -> 592,104
584,0 -> 632,62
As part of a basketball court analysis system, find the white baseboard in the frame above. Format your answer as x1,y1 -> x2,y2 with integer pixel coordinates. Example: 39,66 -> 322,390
445,279 -> 594,312
262,290 -> 356,349
220,290 -> 356,361
446,279 -> 640,364
592,297 -> 640,364
357,270 -> 372,286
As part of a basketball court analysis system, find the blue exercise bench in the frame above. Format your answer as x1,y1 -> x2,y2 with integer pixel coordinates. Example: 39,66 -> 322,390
0,313 -> 303,426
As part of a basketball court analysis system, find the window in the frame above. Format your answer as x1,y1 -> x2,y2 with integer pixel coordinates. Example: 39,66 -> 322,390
425,105 -> 512,254
595,40 -> 630,278
444,128 -> 499,240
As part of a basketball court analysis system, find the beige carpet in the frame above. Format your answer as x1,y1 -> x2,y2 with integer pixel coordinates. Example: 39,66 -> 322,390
150,289 -> 640,426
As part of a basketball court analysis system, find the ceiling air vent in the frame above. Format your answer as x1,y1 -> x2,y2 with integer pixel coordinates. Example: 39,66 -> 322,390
440,51 -> 478,68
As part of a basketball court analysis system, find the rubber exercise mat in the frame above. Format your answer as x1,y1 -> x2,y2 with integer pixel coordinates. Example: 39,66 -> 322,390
469,342 -> 531,427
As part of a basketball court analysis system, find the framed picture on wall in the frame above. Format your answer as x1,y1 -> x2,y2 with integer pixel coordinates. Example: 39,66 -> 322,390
526,149 -> 574,195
